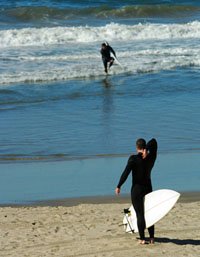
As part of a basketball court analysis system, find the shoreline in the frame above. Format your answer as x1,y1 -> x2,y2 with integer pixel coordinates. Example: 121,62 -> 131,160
0,152 -> 200,205
1,191 -> 200,207
34,191 -> 200,206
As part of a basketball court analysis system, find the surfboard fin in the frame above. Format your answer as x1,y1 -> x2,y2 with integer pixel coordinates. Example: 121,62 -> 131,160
124,209 -> 135,233
124,208 -> 131,215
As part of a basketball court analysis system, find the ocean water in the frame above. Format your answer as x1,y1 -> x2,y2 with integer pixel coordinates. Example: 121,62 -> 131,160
1,152 -> 200,204
0,0 -> 200,203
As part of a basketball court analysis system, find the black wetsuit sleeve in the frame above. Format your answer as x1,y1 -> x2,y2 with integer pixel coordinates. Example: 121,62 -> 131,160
146,138 -> 157,155
117,157 -> 134,188
109,46 -> 116,57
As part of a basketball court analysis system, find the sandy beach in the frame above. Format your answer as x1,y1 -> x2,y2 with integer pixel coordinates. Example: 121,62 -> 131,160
0,194 -> 200,257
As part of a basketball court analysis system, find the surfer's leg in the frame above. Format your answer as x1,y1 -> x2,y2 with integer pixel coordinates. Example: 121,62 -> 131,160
131,186 -> 146,241
134,200 -> 145,241
108,57 -> 114,69
103,59 -> 108,73
148,225 -> 154,238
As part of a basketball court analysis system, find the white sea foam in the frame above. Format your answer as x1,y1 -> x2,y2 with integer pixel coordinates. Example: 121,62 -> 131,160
1,21 -> 200,85
1,21 -> 200,48
1,46 -> 200,85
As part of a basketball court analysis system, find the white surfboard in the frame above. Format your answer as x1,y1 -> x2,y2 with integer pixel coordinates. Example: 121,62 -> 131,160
123,189 -> 180,233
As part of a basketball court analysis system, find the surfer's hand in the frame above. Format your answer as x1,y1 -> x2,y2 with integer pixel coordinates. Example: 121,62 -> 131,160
115,187 -> 120,195
142,149 -> 147,159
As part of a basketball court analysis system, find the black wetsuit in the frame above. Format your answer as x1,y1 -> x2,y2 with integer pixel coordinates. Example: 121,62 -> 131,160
145,138 -> 158,192
143,138 -> 158,239
100,45 -> 116,73
117,138 -> 157,240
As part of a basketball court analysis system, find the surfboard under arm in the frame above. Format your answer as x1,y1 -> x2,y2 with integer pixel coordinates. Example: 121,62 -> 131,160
123,189 -> 180,233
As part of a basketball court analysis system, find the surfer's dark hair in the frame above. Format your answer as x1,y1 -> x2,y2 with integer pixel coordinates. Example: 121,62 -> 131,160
136,138 -> 146,150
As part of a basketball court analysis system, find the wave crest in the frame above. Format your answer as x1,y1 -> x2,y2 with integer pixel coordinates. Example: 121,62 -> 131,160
1,4 -> 199,22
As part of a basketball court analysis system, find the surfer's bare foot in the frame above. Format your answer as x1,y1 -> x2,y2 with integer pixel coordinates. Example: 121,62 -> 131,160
149,238 -> 155,244
138,240 -> 148,245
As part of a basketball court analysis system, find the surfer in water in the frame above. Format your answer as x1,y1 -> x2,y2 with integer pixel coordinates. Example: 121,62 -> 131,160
115,138 -> 157,245
100,42 -> 116,74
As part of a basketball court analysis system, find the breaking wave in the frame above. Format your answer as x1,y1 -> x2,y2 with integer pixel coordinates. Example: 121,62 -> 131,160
1,21 -> 200,48
1,4 -> 200,22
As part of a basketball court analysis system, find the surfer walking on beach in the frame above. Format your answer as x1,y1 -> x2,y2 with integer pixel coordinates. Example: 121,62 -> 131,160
115,138 -> 157,245
100,42 -> 116,74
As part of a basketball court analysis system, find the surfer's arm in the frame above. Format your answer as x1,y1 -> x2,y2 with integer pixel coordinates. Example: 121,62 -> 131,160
117,157 -> 133,189
109,46 -> 116,58
146,138 -> 157,155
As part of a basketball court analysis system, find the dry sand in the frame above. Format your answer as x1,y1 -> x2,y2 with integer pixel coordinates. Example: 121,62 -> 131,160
0,197 -> 200,257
